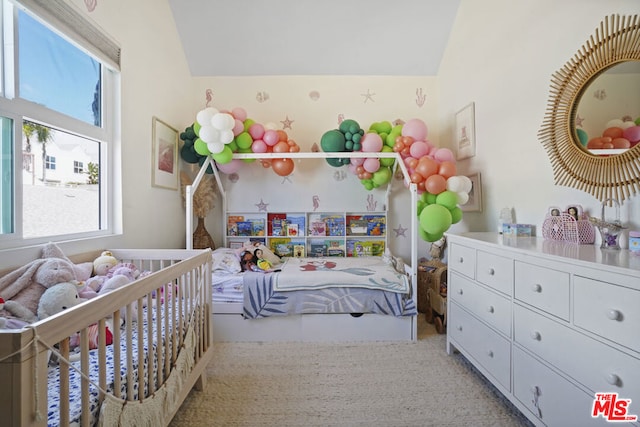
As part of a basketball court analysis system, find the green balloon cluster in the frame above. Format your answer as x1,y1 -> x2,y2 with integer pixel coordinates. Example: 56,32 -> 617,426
417,190 -> 462,242
180,125 -> 214,173
320,119 -> 364,167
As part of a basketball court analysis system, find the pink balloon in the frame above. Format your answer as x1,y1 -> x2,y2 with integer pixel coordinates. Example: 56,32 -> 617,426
233,119 -> 245,136
231,107 -> 247,121
623,125 -> 640,143
433,147 -> 455,162
251,139 -> 268,153
363,157 -> 380,173
350,157 -> 365,166
409,141 -> 429,159
263,129 -> 279,146
361,133 -> 383,153
217,159 -> 242,174
401,118 -> 428,141
248,123 -> 265,140
348,163 -> 359,175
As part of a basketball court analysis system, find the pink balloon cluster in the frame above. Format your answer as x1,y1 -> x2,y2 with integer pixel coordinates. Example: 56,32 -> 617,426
192,106 -> 300,177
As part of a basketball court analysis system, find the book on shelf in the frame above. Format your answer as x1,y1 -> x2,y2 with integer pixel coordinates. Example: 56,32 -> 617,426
310,220 -> 327,236
287,215 -> 306,236
237,221 -> 253,237
269,237 -> 293,257
348,219 -> 368,235
364,215 -> 386,236
287,223 -> 299,237
267,213 -> 287,236
309,240 -> 327,257
251,218 -> 266,236
293,244 -> 305,257
326,239 -> 345,257
227,215 -> 244,236
325,215 -> 345,236
351,240 -> 385,257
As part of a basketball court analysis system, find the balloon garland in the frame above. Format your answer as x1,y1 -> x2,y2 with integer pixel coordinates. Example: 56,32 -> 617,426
320,118 -> 472,242
179,106 -> 300,176
582,116 -> 640,150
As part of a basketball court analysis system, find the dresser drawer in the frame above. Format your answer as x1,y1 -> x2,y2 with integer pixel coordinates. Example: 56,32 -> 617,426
515,261 -> 569,321
574,276 -> 640,354
513,346 -> 606,426
449,243 -> 475,279
449,301 -> 511,391
515,304 -> 640,403
476,250 -> 513,296
449,272 -> 511,337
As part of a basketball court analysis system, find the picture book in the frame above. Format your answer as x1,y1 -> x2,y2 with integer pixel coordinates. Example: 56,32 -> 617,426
351,240 -> 385,257
287,215 -> 306,236
227,215 -> 244,236
287,223 -> 299,237
251,218 -> 265,236
269,238 -> 292,257
293,244 -> 306,257
325,216 -> 345,236
267,213 -> 287,235
326,239 -> 345,257
237,221 -> 253,237
310,220 -> 326,236
309,240 -> 327,257
349,219 -> 368,235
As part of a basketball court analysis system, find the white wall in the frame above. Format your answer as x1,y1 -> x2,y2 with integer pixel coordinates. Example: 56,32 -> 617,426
438,0 -> 640,246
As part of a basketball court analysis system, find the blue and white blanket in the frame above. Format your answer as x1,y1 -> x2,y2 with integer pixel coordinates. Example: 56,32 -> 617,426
243,258 -> 416,318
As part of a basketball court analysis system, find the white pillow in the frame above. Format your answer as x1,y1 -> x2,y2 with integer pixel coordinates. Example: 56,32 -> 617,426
211,248 -> 242,274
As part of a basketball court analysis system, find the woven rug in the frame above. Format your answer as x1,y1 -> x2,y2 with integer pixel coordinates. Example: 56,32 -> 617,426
170,323 -> 534,427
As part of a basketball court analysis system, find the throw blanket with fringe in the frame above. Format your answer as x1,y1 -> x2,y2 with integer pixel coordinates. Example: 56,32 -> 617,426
273,257 -> 409,293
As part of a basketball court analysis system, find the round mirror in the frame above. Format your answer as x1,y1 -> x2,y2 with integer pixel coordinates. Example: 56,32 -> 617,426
539,14 -> 640,202
574,61 -> 640,156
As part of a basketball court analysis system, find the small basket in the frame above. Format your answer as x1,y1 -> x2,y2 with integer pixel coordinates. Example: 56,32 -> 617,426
589,198 -> 626,249
542,205 -> 595,244
417,260 -> 447,313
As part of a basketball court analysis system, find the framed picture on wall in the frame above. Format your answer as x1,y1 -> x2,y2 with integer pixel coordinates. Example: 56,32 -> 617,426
455,102 -> 476,160
152,116 -> 179,190
461,173 -> 482,212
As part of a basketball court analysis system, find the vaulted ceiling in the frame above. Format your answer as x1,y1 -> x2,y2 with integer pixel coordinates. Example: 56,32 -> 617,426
168,0 -> 461,76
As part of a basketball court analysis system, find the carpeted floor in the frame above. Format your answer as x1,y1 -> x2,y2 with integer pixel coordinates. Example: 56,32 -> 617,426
170,318 -> 534,426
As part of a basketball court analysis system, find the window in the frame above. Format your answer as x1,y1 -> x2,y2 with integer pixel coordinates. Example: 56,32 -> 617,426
0,0 -> 120,247
73,161 -> 84,174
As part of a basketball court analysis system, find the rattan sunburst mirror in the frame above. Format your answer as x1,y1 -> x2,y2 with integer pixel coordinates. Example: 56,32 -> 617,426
539,14 -> 640,203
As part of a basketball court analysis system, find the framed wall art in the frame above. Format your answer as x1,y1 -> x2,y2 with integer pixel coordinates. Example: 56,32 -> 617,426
455,102 -> 476,160
152,116 -> 179,190
461,173 -> 482,212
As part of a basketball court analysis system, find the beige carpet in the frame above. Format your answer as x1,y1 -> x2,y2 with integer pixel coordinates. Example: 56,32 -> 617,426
170,320 -> 534,427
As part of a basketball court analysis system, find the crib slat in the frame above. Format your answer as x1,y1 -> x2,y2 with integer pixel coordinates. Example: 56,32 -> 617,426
113,310 -> 122,398
98,318 -> 107,404
146,293 -> 154,395
126,305 -> 134,399
137,298 -> 144,402
59,338 -> 70,426
80,329 -> 90,427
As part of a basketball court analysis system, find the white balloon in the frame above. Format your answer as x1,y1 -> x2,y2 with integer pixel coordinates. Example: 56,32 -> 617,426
196,107 -> 219,126
459,176 -> 473,193
457,191 -> 469,205
606,118 -> 624,129
207,141 -> 225,154
446,176 -> 464,192
211,112 -> 235,130
621,120 -> 636,129
219,129 -> 234,144
198,125 -> 219,144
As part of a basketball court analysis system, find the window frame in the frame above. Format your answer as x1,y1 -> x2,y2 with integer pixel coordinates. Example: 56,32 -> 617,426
0,0 -> 120,249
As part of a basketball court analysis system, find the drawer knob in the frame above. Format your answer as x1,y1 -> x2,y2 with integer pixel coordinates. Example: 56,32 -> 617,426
487,306 -> 495,313
457,289 -> 464,295
607,309 -> 622,321
606,373 -> 620,386
532,284 -> 542,293
530,331 -> 542,341
457,325 -> 463,332
488,268 -> 495,276
458,257 -> 464,263
487,350 -> 494,358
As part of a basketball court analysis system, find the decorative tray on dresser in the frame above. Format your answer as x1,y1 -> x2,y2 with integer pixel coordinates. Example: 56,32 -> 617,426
446,232 -> 640,427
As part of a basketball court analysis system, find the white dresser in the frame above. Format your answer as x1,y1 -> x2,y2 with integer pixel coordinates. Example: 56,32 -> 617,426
447,232 -> 640,427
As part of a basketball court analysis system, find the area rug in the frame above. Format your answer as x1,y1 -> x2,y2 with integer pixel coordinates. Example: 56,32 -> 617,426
170,329 -> 534,427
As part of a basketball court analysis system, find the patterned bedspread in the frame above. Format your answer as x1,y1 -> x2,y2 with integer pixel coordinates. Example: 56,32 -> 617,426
243,261 -> 416,319
274,257 -> 409,293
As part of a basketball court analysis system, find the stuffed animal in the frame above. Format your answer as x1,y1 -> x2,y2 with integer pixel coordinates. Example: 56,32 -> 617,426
0,256 -> 78,316
41,242 -> 94,281
93,251 -> 118,277
37,282 -> 84,320
98,266 -> 138,294
0,297 -> 33,328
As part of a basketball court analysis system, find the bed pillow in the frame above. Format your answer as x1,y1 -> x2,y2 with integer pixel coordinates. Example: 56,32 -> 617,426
211,248 -> 242,274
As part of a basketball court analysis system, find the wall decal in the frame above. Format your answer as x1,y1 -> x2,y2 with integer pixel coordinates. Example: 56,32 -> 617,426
338,114 -> 345,124
333,170 -> 347,181
280,116 -> 294,129
256,91 -> 269,103
85,0 -> 97,12
312,195 -> 320,211
309,91 -> 320,101
361,89 -> 375,103
205,89 -> 213,107
366,194 -> 377,211
393,224 -> 408,238
255,199 -> 269,211
415,88 -> 426,107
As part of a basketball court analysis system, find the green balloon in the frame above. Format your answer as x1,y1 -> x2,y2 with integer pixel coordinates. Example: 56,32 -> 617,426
194,138 -> 210,156
227,140 -> 238,152
417,200 -> 426,216
193,121 -> 201,136
419,204 -> 453,235
422,229 -> 444,242
326,157 -> 344,167
380,146 -> 395,167
339,119 -> 360,135
361,179 -> 374,190
180,144 -> 199,163
372,167 -> 392,186
212,145 -> 233,164
321,129 -> 346,152
436,190 -> 458,210
235,132 -> 253,150
421,192 -> 437,205
576,128 -> 589,146
450,206 -> 463,224
243,119 -> 255,132
198,155 -> 214,174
